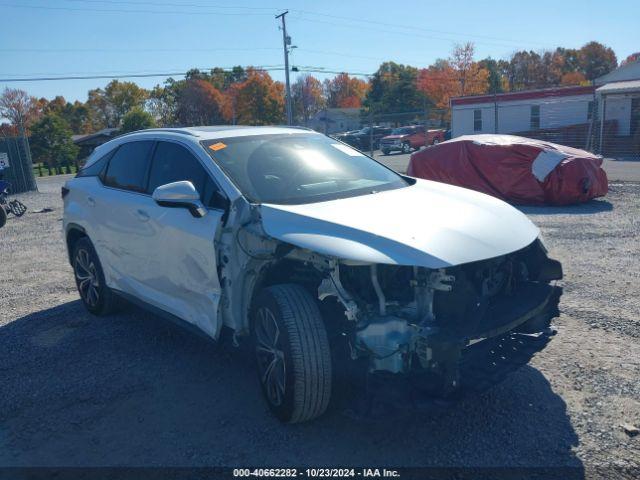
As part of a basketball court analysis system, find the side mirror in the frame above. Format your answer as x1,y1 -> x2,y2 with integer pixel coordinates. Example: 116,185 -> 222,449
152,181 -> 207,218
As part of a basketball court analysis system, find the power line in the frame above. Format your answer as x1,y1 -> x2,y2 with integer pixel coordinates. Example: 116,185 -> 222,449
0,66 -> 372,83
0,2 -> 274,16
63,0 -> 282,10
290,9 -> 552,49
289,14 -> 547,51
0,47 -> 282,53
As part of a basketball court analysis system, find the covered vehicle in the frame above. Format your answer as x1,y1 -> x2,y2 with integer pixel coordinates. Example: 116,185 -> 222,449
407,134 -> 608,205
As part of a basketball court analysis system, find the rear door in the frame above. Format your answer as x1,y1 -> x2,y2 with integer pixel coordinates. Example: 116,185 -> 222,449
91,140 -> 156,289
138,140 -> 227,337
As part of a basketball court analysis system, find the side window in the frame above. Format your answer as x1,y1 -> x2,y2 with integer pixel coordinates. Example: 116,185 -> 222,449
103,141 -> 154,193
473,109 -> 482,132
77,149 -> 113,177
148,141 -> 225,208
530,105 -> 541,130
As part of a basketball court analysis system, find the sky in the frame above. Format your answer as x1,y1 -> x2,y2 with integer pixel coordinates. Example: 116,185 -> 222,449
0,0 -> 639,104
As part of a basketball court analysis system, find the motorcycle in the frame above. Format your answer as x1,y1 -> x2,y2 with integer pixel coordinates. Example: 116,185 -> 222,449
0,180 -> 27,228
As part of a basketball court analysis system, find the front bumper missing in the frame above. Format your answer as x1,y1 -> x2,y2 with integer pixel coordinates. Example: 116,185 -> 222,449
351,285 -> 562,415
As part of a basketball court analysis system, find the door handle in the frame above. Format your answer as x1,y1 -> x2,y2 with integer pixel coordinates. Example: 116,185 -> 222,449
136,209 -> 150,221
87,196 -> 96,207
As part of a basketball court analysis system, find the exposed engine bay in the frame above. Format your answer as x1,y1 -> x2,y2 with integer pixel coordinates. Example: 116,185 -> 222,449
218,210 -> 562,399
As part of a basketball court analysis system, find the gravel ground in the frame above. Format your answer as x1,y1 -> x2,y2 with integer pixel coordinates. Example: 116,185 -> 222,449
0,166 -> 639,476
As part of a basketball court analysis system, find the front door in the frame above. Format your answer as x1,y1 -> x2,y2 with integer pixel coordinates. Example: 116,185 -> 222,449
138,140 -> 227,338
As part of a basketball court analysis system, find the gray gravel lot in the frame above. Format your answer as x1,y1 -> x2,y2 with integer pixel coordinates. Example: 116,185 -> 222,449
0,162 -> 639,475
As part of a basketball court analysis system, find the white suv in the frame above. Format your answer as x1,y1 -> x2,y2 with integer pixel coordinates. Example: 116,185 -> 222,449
63,126 -> 562,423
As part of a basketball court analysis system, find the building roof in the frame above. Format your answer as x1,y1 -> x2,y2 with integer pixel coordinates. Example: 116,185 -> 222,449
451,85 -> 595,106
596,79 -> 640,95
72,127 -> 119,145
594,59 -> 640,86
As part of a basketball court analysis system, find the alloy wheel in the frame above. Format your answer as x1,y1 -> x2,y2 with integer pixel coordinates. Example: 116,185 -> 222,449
254,307 -> 286,407
74,248 -> 100,308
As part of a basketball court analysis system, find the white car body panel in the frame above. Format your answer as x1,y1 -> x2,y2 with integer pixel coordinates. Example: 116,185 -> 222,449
260,178 -> 539,268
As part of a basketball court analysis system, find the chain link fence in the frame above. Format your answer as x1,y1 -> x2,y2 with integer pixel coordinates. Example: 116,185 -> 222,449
0,136 -> 38,194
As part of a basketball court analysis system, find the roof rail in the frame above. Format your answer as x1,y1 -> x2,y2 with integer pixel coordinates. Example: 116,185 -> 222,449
117,128 -> 200,138
277,125 -> 314,131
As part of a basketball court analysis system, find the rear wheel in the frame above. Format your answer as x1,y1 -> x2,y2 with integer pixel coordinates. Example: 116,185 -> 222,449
432,138 -> 440,145
251,284 -> 332,423
72,237 -> 120,315
0,207 -> 6,228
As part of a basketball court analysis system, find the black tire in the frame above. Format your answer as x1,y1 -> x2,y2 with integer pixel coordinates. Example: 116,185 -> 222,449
72,237 -> 120,316
0,207 -> 6,228
432,138 -> 440,146
251,284 -> 332,423
381,149 -> 390,156
402,142 -> 412,154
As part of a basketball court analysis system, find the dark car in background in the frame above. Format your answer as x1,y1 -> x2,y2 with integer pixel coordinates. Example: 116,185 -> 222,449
336,126 -> 392,151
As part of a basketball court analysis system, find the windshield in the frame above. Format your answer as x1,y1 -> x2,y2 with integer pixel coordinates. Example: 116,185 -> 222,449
201,133 -> 408,205
391,127 -> 413,135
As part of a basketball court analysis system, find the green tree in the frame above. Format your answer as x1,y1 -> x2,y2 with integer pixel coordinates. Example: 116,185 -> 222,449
44,96 -> 91,134
365,62 -> 424,114
87,80 -> 148,128
120,107 -> 156,134
30,114 -> 79,174
478,58 -> 506,93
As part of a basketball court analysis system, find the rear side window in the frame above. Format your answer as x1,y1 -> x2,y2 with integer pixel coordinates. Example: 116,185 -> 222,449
103,141 -> 154,193
147,141 -> 224,208
77,150 -> 113,177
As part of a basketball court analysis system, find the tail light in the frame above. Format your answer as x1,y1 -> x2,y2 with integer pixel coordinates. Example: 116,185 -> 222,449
61,186 -> 70,198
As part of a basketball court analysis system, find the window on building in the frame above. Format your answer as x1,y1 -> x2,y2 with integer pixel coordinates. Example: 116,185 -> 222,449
530,105 -> 540,130
473,109 -> 482,132
587,101 -> 595,121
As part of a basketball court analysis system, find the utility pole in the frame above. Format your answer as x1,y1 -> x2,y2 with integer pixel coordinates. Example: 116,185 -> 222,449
276,11 -> 293,125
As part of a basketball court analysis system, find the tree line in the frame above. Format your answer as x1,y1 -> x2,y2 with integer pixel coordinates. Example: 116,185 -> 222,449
0,41 -> 636,172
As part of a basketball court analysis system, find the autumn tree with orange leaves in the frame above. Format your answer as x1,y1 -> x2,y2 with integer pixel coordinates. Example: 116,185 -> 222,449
228,69 -> 285,125
324,73 -> 368,108
418,43 -> 489,113
175,79 -> 225,126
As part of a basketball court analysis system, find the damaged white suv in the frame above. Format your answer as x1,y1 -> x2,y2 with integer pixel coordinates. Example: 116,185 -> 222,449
63,126 -> 562,423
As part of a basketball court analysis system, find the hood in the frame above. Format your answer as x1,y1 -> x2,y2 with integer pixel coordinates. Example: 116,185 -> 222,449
259,179 -> 539,268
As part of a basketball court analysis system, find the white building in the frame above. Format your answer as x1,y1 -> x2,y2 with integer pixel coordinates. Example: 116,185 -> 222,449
451,85 -> 596,140
451,59 -> 640,156
308,108 -> 362,134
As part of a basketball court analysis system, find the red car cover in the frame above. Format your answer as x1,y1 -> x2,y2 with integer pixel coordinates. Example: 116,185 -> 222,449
407,135 -> 608,205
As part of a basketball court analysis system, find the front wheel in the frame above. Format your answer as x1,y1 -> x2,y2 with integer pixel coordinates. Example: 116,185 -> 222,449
251,284 -> 332,423
381,149 -> 390,155
402,142 -> 412,154
0,207 -> 6,228
432,138 -> 440,145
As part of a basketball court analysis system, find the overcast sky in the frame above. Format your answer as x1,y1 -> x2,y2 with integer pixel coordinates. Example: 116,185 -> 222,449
1,0 -> 638,103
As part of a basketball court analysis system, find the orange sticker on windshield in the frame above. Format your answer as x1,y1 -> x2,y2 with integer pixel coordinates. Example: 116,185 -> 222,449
209,142 -> 227,151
